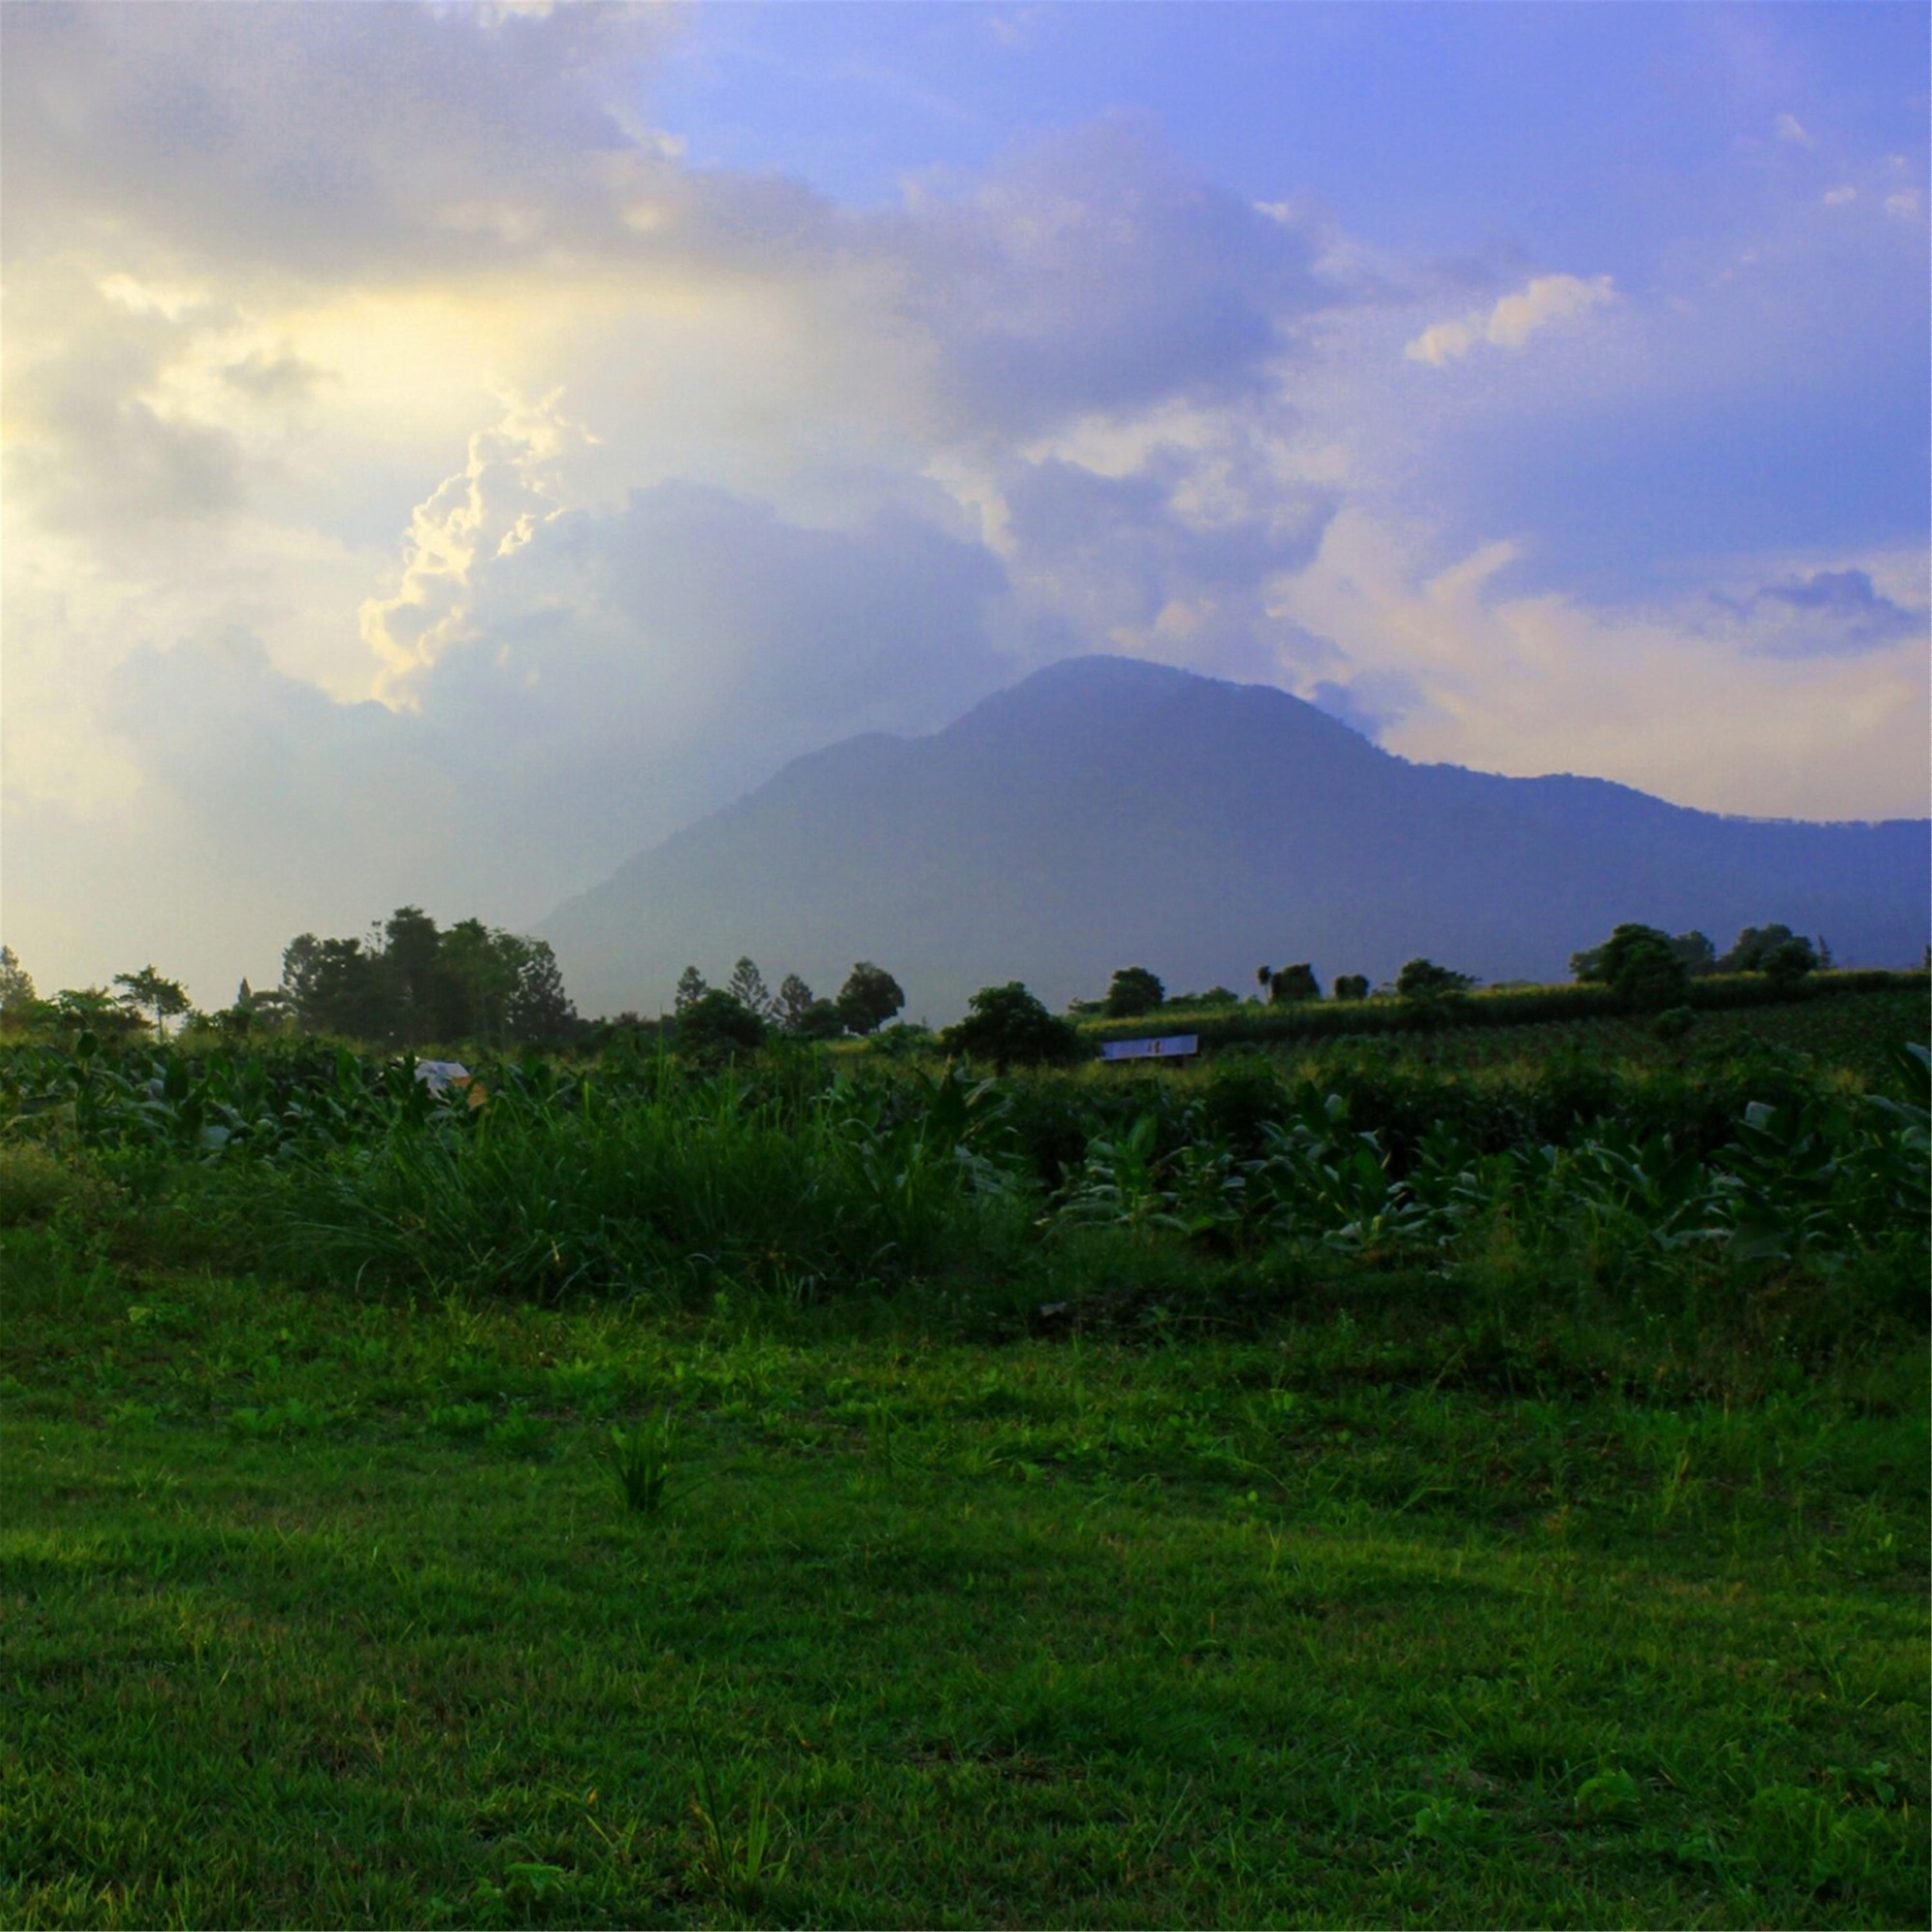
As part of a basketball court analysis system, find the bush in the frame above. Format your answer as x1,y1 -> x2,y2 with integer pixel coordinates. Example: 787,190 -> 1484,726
1104,966 -> 1165,1019
942,984 -> 1087,1071
1763,938 -> 1819,990
1267,964 -> 1320,1004
1718,924 -> 1821,980
866,1023 -> 937,1060
1395,959 -> 1476,1001
675,990 -> 768,1061
1573,923 -> 1690,1012
792,1000 -> 848,1042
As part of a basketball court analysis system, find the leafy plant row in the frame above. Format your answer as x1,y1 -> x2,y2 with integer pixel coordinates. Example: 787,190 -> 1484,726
1080,967 -> 1929,1048
6,1032 -> 1924,1309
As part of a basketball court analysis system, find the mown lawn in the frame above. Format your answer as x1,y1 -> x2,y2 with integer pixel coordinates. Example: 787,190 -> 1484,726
4,1226 -> 1924,1929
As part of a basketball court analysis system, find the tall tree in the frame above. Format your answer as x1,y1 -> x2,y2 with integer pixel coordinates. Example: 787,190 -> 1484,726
112,965 -> 190,1041
506,939 -> 580,1045
0,945 -> 35,1009
0,946 -> 36,1029
54,987 -> 147,1040
1267,964 -> 1320,1004
382,906 -> 444,1047
775,973 -> 818,1031
282,934 -> 384,1037
836,962 -> 905,1036
675,966 -> 709,1013
438,919 -> 523,1045
726,957 -> 775,1019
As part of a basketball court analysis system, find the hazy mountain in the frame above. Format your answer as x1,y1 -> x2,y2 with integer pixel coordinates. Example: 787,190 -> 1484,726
543,656 -> 1929,1023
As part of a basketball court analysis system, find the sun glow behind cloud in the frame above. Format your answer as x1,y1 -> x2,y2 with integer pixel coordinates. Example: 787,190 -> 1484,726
1,1 -> 1925,1002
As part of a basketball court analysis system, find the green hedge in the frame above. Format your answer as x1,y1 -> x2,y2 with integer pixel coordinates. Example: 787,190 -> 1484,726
1078,969 -> 1930,1053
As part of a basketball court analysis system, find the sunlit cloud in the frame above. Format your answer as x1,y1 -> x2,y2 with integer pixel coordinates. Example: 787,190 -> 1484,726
1404,274 -> 1617,367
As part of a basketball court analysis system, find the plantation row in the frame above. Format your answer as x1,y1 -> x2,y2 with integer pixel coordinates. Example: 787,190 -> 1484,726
7,1030 -> 1924,1318
1085,966 -> 1929,1051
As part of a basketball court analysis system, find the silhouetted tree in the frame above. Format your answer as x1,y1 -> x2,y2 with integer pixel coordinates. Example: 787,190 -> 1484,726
1571,923 -> 1688,1012
438,919 -> 525,1045
0,946 -> 36,1018
794,1000 -> 847,1041
836,962 -> 905,1036
283,934 -> 383,1037
775,973 -> 818,1031
726,957 -> 775,1019
1395,959 -> 1476,1000
506,940 -> 580,1045
674,966 -> 709,1013
53,987 -> 146,1041
1762,937 -> 1820,990
381,906 -> 445,1046
113,965 -> 190,1041
1332,974 -> 1371,1001
676,987 -> 768,1060
1718,924 -> 1800,973
1667,930 -> 1718,977
941,983 -> 1085,1070
1104,966 -> 1165,1018
1267,963 -> 1320,1004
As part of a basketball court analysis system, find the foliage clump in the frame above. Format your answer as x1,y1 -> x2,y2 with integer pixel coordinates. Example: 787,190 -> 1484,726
1571,923 -> 1690,1012
674,989 -> 769,1061
941,983 -> 1087,1070
1395,958 -> 1476,1002
1104,966 -> 1165,1018
836,962 -> 906,1036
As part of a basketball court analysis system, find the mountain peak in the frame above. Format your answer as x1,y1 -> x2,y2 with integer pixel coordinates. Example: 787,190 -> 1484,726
543,656 -> 1928,1020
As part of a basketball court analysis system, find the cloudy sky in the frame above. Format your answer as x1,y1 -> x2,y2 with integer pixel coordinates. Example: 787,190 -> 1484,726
3,0 -> 1926,1006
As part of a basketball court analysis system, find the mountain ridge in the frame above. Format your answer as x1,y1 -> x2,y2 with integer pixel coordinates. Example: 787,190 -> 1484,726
542,655 -> 1930,1022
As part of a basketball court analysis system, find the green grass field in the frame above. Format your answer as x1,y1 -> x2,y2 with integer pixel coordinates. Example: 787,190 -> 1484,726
6,1227 -> 1926,1927
4,999 -> 1927,1927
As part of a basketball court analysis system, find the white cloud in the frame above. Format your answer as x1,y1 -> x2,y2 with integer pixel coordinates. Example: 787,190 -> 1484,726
1404,273 -> 1615,366
1885,189 -> 1921,221
1776,112 -> 1815,148
1272,512 -> 1930,822
1822,185 -> 1857,207
1403,317 -> 1477,368
359,391 -> 595,698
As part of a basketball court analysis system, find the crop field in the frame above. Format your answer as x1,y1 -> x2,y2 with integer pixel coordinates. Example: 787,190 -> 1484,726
1252,986 -> 1931,1086
3,995 -> 1927,1928
1080,972 -> 1928,1070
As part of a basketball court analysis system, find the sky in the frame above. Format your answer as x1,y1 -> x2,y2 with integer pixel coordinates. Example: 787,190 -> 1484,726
2,0 -> 1927,1008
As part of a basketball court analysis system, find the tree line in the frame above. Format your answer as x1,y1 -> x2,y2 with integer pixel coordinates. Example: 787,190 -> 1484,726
1079,921 -> 1835,1024
0,913 -> 1851,1056
0,909 -> 579,1051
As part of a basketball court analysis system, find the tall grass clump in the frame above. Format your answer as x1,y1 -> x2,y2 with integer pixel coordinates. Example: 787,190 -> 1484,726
273,1062 -> 1033,1306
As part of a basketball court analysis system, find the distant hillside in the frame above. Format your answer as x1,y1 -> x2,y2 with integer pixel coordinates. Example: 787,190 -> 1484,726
542,656 -> 1930,1023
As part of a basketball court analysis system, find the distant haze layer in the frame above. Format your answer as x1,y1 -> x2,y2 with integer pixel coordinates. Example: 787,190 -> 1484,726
543,656 -> 1931,1024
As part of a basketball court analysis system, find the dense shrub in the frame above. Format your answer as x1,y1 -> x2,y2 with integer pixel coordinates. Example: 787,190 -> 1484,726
941,984 -> 1086,1070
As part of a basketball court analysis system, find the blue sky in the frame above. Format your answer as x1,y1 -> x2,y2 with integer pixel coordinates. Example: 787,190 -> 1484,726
2,0 -> 1926,1001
